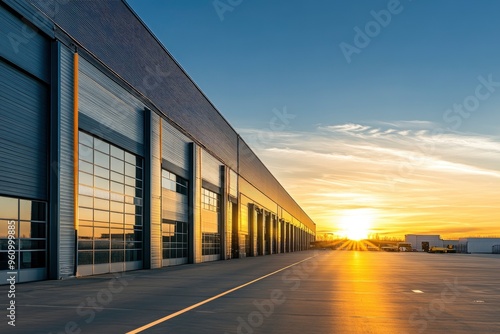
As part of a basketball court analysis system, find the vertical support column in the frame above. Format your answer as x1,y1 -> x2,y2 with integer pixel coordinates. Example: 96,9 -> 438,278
49,41 -> 61,280
220,165 -> 229,260
72,50 -> 79,276
249,204 -> 258,257
190,143 -> 202,263
143,108 -> 152,269
280,219 -> 285,253
266,212 -> 272,255
257,209 -> 264,256
275,216 -> 283,254
149,112 -> 162,269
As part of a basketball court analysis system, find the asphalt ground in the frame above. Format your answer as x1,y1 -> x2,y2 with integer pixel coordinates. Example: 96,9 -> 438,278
1,250 -> 499,334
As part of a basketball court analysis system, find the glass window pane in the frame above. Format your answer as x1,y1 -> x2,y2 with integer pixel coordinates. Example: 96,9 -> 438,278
94,166 -> 109,179
95,151 -> 109,169
79,143 -> 94,163
0,220 -> 17,238
111,250 -> 124,262
94,138 -> 109,154
110,193 -> 124,202
111,157 -> 124,174
111,146 -> 124,160
20,251 -> 45,269
94,176 -> 110,191
125,204 -> 135,215
20,200 -> 46,221
125,163 -> 135,177
110,212 -> 124,224
111,171 -> 124,183
94,251 -> 109,264
78,240 -> 93,251
94,198 -> 109,211
79,195 -> 93,209
79,207 -> 93,221
0,197 -> 18,219
79,172 -> 93,187
79,131 -> 93,147
20,222 -> 46,239
111,182 -> 124,194
95,189 -> 110,200
78,251 -> 93,265
125,186 -> 135,197
94,210 -> 109,223
20,240 -> 45,250
110,201 -> 124,213
124,152 -> 135,165
125,176 -> 135,187
79,226 -> 93,239
80,160 -> 93,174
94,227 -> 109,240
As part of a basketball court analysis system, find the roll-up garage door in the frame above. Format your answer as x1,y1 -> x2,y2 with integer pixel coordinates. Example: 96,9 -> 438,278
0,4 -> 49,201
0,3 -> 50,284
78,57 -> 144,156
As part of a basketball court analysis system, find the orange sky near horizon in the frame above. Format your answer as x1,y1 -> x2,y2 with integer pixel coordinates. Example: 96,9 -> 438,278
240,121 -> 500,240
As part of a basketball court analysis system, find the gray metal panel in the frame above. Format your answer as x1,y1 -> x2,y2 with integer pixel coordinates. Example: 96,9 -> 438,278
201,150 -> 221,188
162,121 -> 190,172
162,190 -> 188,223
0,4 -> 50,82
229,169 -> 238,198
2,0 -> 54,37
0,59 -> 48,200
78,57 -> 144,155
58,44 -> 75,277
151,112 -> 162,268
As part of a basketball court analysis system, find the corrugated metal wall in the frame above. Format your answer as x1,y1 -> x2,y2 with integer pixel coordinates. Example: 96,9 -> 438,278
150,113 -> 162,269
58,44 -> 75,277
0,5 -> 49,201
0,4 -> 50,83
229,169 -> 238,198
201,149 -> 221,188
162,120 -> 191,173
78,57 -> 144,155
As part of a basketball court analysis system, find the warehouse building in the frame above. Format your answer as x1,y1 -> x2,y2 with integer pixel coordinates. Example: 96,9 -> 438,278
404,234 -> 443,252
457,238 -> 500,254
0,0 -> 316,283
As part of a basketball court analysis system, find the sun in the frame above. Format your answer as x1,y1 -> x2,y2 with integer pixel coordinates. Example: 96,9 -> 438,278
338,209 -> 375,241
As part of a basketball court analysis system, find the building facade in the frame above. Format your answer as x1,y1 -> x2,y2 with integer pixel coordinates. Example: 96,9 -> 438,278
0,0 -> 316,283
404,234 -> 443,252
457,238 -> 500,254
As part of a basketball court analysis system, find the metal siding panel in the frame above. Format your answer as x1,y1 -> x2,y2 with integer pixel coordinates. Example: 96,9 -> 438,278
0,59 -> 48,200
229,169 -> 238,198
78,57 -> 144,154
162,190 -> 188,223
58,45 -> 75,277
201,150 -> 221,188
151,113 -> 161,268
162,121 -> 190,172
0,4 -> 50,82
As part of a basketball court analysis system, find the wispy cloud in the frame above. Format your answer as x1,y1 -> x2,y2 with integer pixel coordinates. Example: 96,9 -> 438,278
238,122 -> 500,239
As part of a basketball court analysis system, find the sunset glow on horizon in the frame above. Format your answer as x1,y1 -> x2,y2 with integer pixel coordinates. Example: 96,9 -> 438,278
240,121 -> 500,240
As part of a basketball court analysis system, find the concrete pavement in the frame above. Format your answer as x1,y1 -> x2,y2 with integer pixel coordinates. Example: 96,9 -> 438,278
1,250 -> 500,333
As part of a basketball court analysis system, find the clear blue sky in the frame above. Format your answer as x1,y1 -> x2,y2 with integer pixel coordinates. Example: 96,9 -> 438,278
127,0 -> 500,237
127,0 -> 500,134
